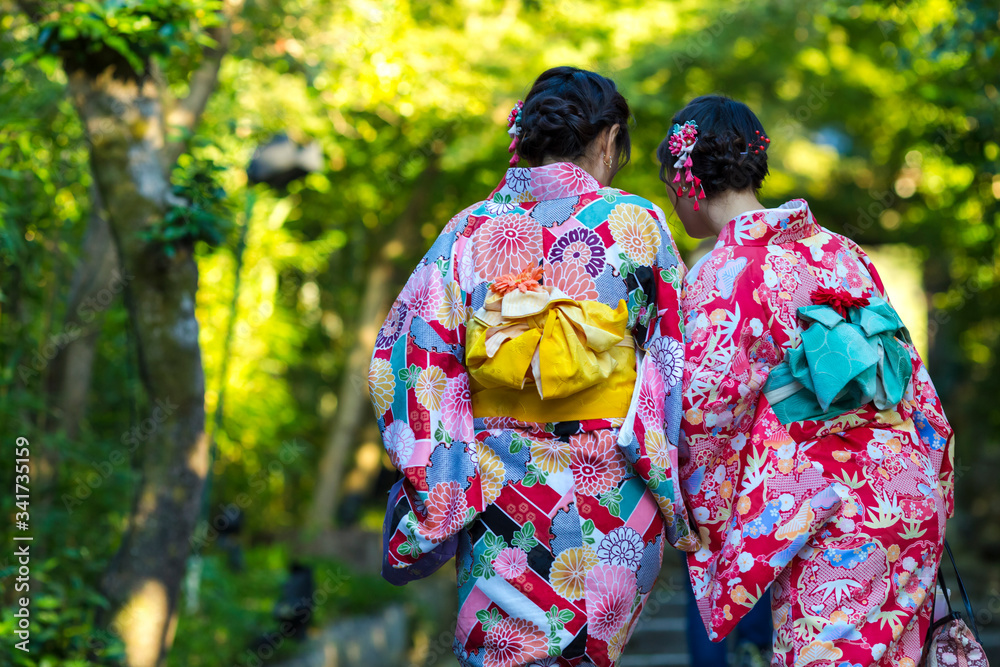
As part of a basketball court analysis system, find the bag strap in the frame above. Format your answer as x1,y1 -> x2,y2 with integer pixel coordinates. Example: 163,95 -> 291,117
939,539 -> 982,641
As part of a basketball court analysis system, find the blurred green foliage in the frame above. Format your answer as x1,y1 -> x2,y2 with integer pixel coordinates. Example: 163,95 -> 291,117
141,147 -> 233,257
32,0 -> 222,75
0,0 -> 997,665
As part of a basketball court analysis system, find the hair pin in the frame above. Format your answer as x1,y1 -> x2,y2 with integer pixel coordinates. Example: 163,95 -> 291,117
668,120 -> 705,210
740,131 -> 771,156
506,100 -> 524,167
740,130 -> 771,155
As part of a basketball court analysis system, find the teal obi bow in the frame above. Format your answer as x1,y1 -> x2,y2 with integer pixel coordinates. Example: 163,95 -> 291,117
762,297 -> 913,424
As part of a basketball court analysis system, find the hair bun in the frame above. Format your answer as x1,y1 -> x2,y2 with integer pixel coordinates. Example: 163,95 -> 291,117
515,67 -> 632,168
657,95 -> 769,198
692,133 -> 767,195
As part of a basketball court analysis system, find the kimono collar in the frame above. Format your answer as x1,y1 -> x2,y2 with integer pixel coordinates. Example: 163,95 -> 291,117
489,161 -> 603,203
715,199 -> 823,247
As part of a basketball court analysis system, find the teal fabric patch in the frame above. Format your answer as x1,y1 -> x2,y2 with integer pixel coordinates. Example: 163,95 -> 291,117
763,297 -> 913,424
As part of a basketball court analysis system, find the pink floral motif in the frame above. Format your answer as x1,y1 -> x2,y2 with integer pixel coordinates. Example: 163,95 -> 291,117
483,617 -> 548,667
384,421 -> 415,469
637,366 -> 665,430
844,270 -> 863,289
647,336 -> 684,388
458,243 -> 478,291
492,547 -> 528,580
585,563 -> 635,641
441,375 -> 473,441
420,481 -> 468,543
473,213 -> 541,280
547,260 -> 598,301
569,431 -> 624,496
530,162 -> 600,199
668,121 -> 699,156
400,263 -> 444,320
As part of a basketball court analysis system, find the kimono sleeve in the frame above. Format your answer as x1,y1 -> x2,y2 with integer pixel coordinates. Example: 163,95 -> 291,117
616,203 -> 696,551
369,220 -> 484,578
679,247 -> 778,532
850,241 -> 956,517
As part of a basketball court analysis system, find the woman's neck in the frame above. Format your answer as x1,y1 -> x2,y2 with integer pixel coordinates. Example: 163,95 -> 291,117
702,190 -> 765,237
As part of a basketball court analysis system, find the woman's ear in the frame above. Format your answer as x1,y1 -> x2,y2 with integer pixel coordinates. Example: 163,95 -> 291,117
604,124 -> 621,162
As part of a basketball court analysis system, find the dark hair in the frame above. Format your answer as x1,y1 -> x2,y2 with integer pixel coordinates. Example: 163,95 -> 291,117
516,67 -> 632,167
656,95 -> 769,198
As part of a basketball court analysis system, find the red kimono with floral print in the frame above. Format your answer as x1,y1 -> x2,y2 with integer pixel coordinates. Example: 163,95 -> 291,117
680,200 -> 954,667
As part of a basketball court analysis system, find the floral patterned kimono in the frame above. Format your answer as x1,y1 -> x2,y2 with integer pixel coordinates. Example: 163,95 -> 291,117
370,161 -> 695,667
680,199 -> 955,667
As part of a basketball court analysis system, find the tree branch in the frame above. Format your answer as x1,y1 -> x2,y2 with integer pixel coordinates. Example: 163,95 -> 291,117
161,0 -> 245,169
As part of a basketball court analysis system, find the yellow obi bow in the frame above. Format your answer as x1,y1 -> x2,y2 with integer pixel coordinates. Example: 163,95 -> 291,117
466,284 -> 635,421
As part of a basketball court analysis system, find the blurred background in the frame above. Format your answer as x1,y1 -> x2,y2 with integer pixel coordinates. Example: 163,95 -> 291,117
0,1 -> 997,666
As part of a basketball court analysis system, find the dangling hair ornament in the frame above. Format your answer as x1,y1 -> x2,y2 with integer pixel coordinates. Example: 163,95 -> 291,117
506,100 -> 524,167
668,120 -> 705,211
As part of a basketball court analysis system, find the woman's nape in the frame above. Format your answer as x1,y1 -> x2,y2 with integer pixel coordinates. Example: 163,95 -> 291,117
667,183 -> 763,239
540,123 -> 621,187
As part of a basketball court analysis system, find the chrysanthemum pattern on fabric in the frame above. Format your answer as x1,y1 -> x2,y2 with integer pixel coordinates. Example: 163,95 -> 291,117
680,199 -> 955,667
371,162 -> 691,666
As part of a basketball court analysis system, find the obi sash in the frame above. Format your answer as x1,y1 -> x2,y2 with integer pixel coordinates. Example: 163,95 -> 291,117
466,285 -> 636,423
762,296 -> 913,424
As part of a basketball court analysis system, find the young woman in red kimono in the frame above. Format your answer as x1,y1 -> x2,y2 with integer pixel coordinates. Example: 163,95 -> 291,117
371,67 -> 695,667
658,96 -> 955,667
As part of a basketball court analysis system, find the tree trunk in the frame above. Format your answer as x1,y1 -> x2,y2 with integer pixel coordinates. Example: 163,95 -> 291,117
306,163 -> 439,533
45,183 -> 119,441
68,69 -> 209,667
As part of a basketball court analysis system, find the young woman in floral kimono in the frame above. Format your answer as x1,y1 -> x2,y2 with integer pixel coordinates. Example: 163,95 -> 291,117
658,95 -> 955,667
370,67 -> 696,667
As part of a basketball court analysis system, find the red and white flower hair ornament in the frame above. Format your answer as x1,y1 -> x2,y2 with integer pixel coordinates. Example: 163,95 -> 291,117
668,120 -> 705,211
506,100 -> 524,167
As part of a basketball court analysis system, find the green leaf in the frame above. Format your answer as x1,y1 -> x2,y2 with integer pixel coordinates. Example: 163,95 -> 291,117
648,465 -> 667,485
509,433 -> 529,454
599,487 -> 623,517
512,523 -> 537,552
398,363 -> 422,389
545,604 -> 575,633
483,531 -> 507,559
661,265 -> 681,286
473,553 -> 496,580
476,608 -> 503,632
434,421 -> 452,444
581,519 -> 596,546
521,462 -> 547,487
618,252 -> 639,277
